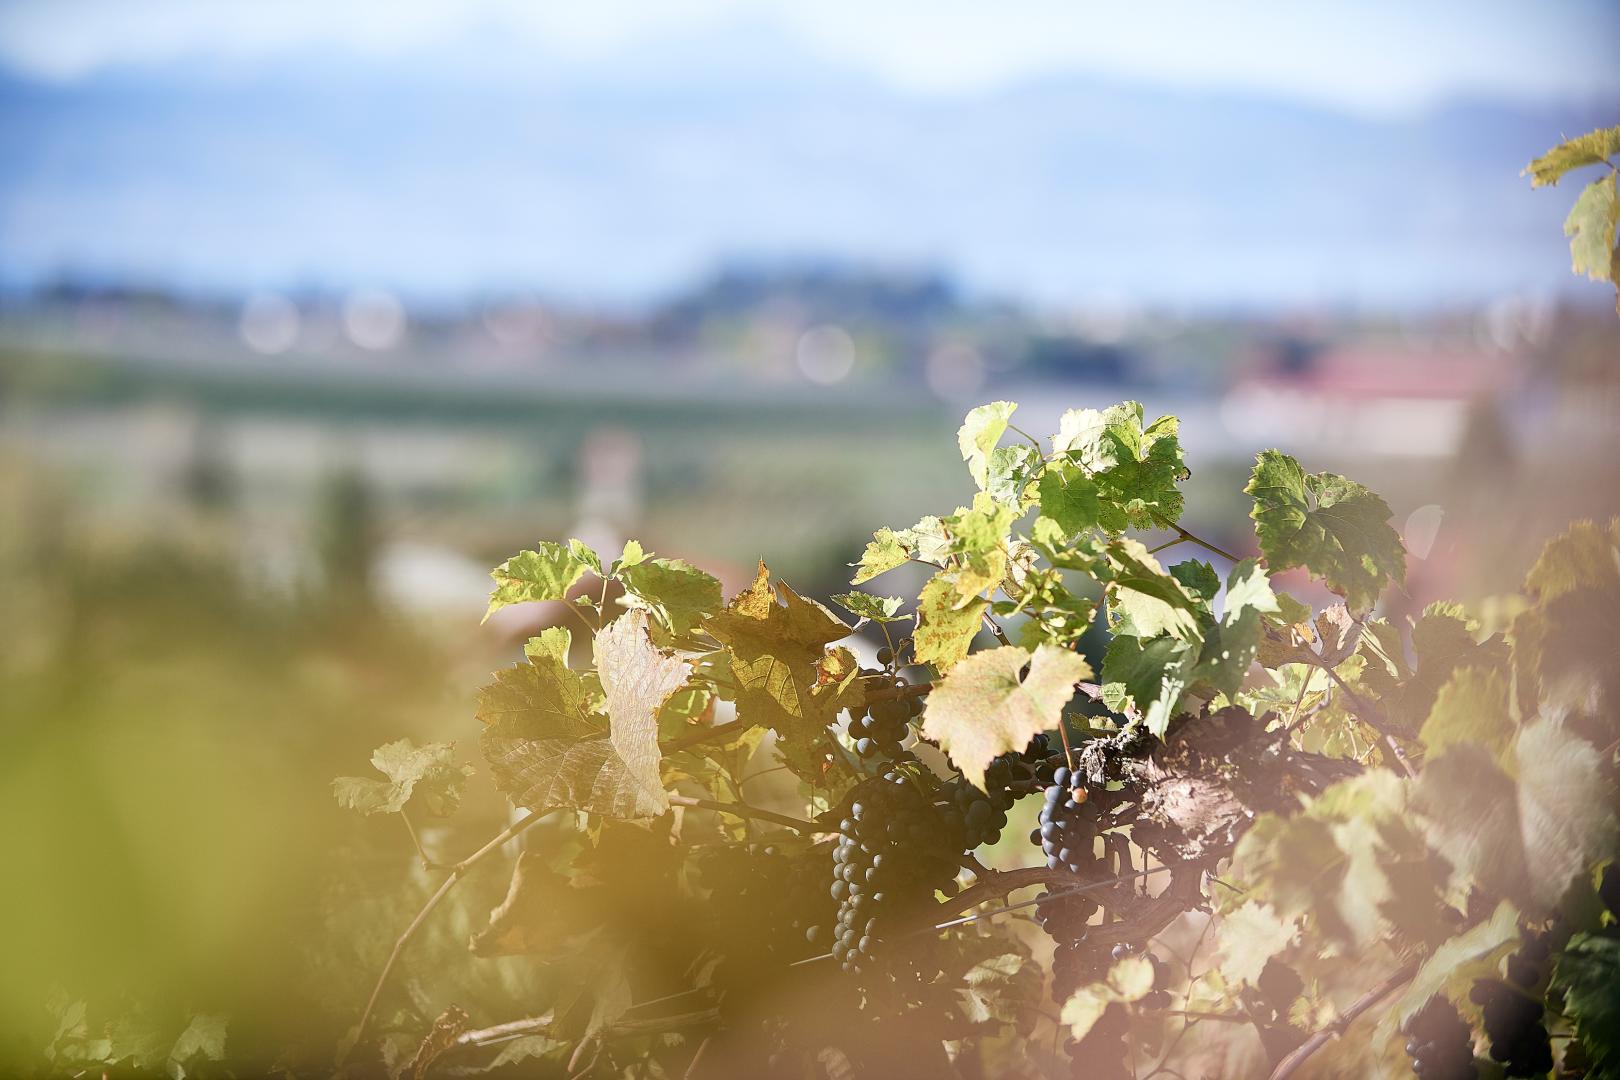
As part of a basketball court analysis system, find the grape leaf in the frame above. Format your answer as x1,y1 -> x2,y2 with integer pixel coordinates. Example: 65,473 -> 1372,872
1551,931 -> 1620,1074
985,443 -> 1043,507
1524,125 -> 1620,187
1381,900 -> 1521,1040
1522,517 -> 1620,602
943,492 -> 1015,598
1061,955 -> 1154,1039
485,541 -> 591,620
1037,462 -> 1103,537
1101,633 -> 1194,736
596,611 -> 690,816
617,556 -> 723,637
1051,401 -> 1187,531
702,563 -> 854,785
1246,450 -> 1405,612
1415,719 -> 1616,912
1417,667 -> 1513,760
830,591 -> 907,623
477,654 -> 666,819
850,527 -> 910,585
1106,538 -> 1202,640
524,625 -> 573,663
332,738 -> 474,817
912,572 -> 988,672
920,644 -> 1090,790
1565,173 -> 1620,281
1359,602 -> 1508,736
1218,902 -> 1299,987
168,1014 -> 227,1076
958,400 -> 1018,489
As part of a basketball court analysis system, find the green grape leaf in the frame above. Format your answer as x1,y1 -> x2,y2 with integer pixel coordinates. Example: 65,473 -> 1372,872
985,443 -> 1043,507
1106,538 -> 1203,640
1246,450 -> 1405,612
1565,173 -> 1620,281
912,572 -> 988,672
944,492 -> 1015,598
615,538 -> 648,571
1187,559 -> 1279,700
1052,401 -> 1187,531
1360,602 -> 1508,736
1037,462 -> 1103,537
1418,667 -> 1513,760
596,611 -> 691,816
1524,125 -> 1620,187
1381,900 -> 1521,1041
485,541 -> 591,620
1552,931 -> 1620,1074
702,563 -> 854,786
1217,901 -> 1299,987
617,556 -> 723,638
1170,559 -> 1221,604
850,527 -> 910,585
524,625 -> 573,664
831,591 -> 907,623
958,950 -> 1043,1028
1101,633 -> 1195,736
332,738 -> 474,818
958,400 -> 1018,489
1522,518 -> 1620,602
920,643 -> 1090,790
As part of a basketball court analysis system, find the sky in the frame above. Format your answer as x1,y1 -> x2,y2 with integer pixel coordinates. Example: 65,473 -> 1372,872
2,0 -> 1618,113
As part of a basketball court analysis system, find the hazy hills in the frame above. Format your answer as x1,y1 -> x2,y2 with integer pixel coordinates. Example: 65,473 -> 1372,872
1,28 -> 1614,309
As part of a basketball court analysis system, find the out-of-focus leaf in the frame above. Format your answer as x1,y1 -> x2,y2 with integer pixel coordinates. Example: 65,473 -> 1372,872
1418,667 -> 1513,760
332,739 -> 473,818
1524,125 -> 1620,187
1218,902 -> 1298,987
1564,173 -> 1620,281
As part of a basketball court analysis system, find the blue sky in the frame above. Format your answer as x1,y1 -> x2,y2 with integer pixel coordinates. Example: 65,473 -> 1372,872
3,0 -> 1618,112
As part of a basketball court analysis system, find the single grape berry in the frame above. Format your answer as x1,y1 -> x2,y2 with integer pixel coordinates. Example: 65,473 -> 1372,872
876,646 -> 894,666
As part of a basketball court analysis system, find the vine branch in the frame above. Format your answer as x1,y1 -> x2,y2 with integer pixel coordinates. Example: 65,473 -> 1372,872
666,792 -> 819,833
1266,962 -> 1416,1080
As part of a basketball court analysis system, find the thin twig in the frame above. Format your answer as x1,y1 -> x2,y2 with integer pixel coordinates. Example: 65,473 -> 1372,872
1320,666 -> 1416,779
1266,962 -> 1416,1080
1150,514 -> 1243,563
666,793 -> 819,833
350,809 -> 550,1054
399,808 -> 446,871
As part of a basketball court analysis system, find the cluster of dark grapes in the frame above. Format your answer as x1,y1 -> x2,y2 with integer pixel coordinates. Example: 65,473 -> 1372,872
1402,996 -> 1477,1080
848,692 -> 920,761
938,775 -> 1012,848
815,769 -> 963,975
1036,766 -> 1101,873
1469,926 -> 1555,1078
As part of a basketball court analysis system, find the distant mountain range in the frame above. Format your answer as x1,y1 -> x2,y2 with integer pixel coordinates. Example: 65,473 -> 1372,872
0,28 -> 1614,309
